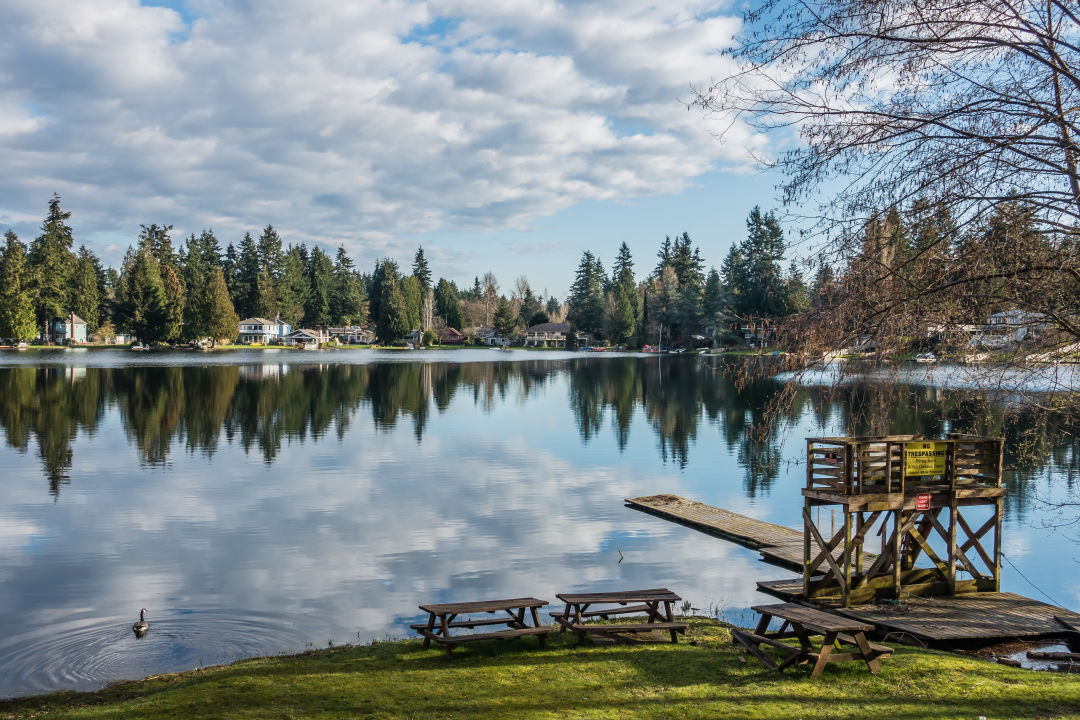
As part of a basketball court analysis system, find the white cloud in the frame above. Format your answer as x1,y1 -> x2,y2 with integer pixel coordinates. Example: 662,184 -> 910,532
0,0 -> 753,270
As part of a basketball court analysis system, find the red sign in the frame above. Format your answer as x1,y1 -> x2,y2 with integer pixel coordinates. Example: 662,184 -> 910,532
915,493 -> 931,511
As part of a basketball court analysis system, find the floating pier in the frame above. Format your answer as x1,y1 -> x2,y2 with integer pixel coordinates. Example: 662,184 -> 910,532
627,493 -> 1080,645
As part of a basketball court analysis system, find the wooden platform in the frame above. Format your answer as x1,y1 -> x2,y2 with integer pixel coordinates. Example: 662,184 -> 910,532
626,495 -> 800,549
756,579 -> 1080,643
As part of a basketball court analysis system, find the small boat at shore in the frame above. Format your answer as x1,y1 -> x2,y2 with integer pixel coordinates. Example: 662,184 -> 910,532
915,352 -> 937,363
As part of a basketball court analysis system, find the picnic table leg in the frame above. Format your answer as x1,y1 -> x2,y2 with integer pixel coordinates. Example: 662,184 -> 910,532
574,604 -> 588,643
810,631 -> 838,678
853,631 -> 882,674
664,601 -> 679,643
440,614 -> 453,657
559,602 -> 570,632
754,612 -> 772,636
530,606 -> 547,648
422,612 -> 435,649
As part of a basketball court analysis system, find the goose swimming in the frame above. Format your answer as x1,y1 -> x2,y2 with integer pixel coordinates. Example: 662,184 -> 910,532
133,608 -> 149,637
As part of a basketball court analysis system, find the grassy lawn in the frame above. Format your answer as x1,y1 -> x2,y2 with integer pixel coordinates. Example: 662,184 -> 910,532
2,620 -> 1077,719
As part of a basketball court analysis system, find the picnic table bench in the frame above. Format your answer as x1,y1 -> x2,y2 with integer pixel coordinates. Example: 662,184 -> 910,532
731,602 -> 893,678
412,597 -> 551,656
552,588 -> 689,643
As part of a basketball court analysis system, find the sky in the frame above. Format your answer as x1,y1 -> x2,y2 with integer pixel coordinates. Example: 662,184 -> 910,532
0,0 -> 783,298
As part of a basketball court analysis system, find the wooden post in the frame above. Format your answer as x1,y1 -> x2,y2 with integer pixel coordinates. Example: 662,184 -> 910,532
892,509 -> 902,598
855,511 -> 864,584
842,508 -> 853,607
948,501 -> 959,594
805,440 -> 813,599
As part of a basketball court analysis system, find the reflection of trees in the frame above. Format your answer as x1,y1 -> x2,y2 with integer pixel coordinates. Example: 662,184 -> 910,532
0,367 -> 107,496
0,359 -> 1073,508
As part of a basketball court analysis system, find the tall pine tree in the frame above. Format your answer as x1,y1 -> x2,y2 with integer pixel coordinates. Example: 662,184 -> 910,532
28,194 -> 76,340
0,231 -> 37,341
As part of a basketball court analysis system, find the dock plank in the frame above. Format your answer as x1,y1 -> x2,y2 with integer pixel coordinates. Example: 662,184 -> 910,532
755,579 -> 1080,643
626,495 -> 800,549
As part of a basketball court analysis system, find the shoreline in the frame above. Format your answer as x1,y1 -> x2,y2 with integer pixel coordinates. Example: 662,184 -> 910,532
1,619 -> 1078,718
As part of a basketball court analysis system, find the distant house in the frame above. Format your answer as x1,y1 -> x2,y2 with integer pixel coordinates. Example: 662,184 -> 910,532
282,328 -> 328,349
524,322 -> 571,348
970,310 -> 1052,349
439,327 -> 465,345
238,317 -> 292,344
328,325 -> 374,344
473,326 -> 509,346
50,313 -> 88,344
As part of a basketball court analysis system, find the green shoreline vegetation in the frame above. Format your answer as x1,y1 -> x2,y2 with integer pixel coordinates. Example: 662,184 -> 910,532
1,620 -> 1077,720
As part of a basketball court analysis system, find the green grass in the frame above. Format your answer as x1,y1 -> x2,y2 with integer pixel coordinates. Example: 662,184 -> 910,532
2,620 -> 1078,719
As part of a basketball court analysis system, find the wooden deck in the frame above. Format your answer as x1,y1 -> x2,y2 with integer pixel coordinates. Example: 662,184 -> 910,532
756,579 -> 1080,643
625,495 -> 800,549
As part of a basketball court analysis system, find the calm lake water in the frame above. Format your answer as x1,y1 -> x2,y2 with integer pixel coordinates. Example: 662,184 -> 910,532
0,349 -> 1077,698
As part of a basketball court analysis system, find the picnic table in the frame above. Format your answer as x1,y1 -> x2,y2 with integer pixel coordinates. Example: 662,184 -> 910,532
551,588 -> 689,643
412,597 -> 551,656
731,602 -> 893,678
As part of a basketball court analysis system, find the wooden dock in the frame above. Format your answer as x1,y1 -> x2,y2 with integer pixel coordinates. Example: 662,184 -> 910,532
757,578 -> 1080,644
628,494 -> 1080,645
625,494 -> 874,572
625,495 -> 800,550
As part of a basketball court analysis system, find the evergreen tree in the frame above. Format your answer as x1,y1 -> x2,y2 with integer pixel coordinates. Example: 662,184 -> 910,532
375,265 -> 409,343
725,207 -> 788,318
161,263 -> 185,342
140,223 -> 177,269
0,231 -> 37,341
567,251 -> 605,337
233,232 -> 260,318
117,246 -> 168,344
702,268 -> 726,331
434,278 -> 463,329
545,295 -> 561,316
613,242 -> 635,287
784,260 -> 810,314
401,275 -> 422,330
331,246 -> 366,325
412,246 -> 431,291
493,297 -> 518,339
204,267 -> 239,346
277,246 -> 310,326
71,246 -> 101,330
470,276 -> 483,302
222,243 -> 239,295
28,194 -> 76,339
610,283 -> 636,344
655,236 -> 673,278
257,225 -> 284,277
254,267 -> 278,318
304,246 -> 334,328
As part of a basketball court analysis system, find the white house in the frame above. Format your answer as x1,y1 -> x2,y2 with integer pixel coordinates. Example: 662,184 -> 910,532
282,328 -> 329,349
238,317 -> 292,344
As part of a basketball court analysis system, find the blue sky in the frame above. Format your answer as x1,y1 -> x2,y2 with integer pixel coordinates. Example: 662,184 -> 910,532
0,0 -> 784,297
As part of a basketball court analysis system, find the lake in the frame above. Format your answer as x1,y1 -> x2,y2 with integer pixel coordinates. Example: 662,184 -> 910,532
0,349 -> 1077,698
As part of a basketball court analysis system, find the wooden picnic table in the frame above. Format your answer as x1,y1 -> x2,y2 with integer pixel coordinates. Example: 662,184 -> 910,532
552,588 -> 689,643
412,597 -> 551,656
731,602 -> 893,678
